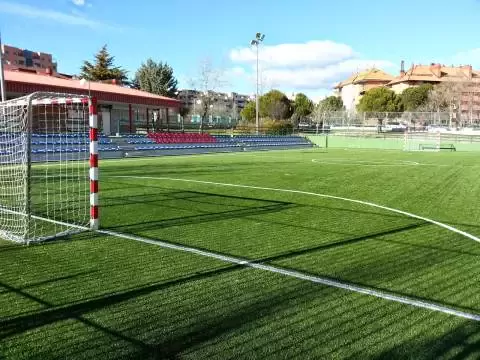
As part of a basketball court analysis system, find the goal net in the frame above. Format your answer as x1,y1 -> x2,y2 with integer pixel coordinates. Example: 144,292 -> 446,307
0,92 -> 99,244
403,131 -> 441,152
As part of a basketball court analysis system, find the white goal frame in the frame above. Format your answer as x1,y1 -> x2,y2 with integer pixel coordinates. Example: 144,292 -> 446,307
0,92 -> 99,244
403,130 -> 441,152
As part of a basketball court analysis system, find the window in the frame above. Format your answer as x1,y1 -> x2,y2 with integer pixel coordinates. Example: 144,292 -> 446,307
34,63 -> 41,68
18,60 -> 24,65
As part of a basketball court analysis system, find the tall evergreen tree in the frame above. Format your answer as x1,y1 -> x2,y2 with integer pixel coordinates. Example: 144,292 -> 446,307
318,96 -> 345,112
357,87 -> 402,112
260,90 -> 293,120
80,45 -> 128,83
293,93 -> 314,120
133,59 -> 178,97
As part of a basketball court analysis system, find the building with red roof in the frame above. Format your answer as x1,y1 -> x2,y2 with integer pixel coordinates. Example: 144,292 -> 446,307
4,67 -> 181,135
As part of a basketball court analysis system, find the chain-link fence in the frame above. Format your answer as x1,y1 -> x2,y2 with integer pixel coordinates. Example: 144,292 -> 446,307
301,111 -> 480,135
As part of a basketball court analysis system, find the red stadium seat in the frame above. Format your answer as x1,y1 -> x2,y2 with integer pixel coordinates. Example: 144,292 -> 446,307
147,132 -> 217,144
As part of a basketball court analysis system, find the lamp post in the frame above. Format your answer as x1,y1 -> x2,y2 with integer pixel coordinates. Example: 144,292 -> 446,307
0,33 -> 6,102
250,32 -> 265,135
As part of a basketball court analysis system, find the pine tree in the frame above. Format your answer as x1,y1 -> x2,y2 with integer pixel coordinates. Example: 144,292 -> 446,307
80,45 -> 128,83
133,59 -> 178,97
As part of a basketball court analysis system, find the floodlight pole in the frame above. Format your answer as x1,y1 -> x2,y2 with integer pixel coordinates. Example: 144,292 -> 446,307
0,33 -> 6,102
251,33 -> 265,135
256,44 -> 259,135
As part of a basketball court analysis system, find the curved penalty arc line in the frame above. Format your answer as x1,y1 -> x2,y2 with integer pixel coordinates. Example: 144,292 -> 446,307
112,175 -> 480,244
106,175 -> 480,321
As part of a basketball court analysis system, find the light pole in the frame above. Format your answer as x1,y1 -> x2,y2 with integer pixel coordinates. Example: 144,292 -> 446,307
251,32 -> 265,135
0,33 -> 6,102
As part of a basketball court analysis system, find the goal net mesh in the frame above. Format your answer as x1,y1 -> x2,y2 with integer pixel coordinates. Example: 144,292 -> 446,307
0,92 -> 92,244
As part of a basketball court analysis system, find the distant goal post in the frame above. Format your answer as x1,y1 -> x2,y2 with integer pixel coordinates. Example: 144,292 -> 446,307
0,92 -> 99,244
403,130 -> 442,152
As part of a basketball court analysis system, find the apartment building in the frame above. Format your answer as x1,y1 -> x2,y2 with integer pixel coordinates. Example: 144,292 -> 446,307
388,62 -> 480,122
177,89 -> 250,117
333,68 -> 394,112
1,44 -> 57,72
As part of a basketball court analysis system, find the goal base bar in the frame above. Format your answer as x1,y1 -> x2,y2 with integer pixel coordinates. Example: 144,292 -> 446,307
0,206 -> 92,244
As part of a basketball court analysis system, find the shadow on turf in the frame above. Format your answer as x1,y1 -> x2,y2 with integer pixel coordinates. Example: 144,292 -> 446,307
256,221 -> 429,263
2,263 -> 480,359
0,270 -> 97,295
101,221 -> 480,317
102,161 -> 295,179
2,226 -> 480,358
0,265 -> 244,344
104,179 -> 421,221
101,188 -> 293,209
372,321 -> 480,359
104,191 -> 298,232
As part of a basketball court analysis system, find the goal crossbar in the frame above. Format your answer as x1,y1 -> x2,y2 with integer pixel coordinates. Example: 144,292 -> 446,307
403,130 -> 442,152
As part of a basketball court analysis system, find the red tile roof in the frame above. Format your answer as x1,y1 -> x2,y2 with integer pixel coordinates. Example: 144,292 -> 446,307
4,69 -> 180,108
334,68 -> 394,89
388,64 -> 480,86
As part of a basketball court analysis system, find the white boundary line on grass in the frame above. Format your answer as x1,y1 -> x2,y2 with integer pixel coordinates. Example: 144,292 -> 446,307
4,205 -> 480,321
4,173 -> 479,320
311,159 -> 421,166
93,228 -> 480,322
100,174 -> 480,321
112,175 -> 480,244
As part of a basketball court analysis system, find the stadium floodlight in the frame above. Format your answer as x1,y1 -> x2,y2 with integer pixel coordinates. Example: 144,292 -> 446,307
250,32 -> 265,135
0,92 -> 99,244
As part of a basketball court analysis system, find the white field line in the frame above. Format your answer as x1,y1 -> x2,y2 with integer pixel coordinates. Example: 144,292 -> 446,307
0,206 -> 90,243
312,158 -> 451,167
112,175 -> 480,244
4,174 -> 480,320
3,203 -> 480,321
97,222 -> 480,322
311,159 -> 421,166
99,175 -> 480,321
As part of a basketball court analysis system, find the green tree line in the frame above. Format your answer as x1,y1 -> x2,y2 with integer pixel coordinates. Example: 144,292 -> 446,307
79,45 -> 444,116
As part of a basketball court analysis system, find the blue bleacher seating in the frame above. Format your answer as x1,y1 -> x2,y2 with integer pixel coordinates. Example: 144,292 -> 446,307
21,133 -> 312,155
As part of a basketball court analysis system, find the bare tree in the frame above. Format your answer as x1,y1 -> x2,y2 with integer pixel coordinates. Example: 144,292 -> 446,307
189,58 -> 226,133
422,81 -> 470,127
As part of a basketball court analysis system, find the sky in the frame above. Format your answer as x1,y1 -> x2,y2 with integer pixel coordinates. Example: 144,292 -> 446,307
1,0 -> 480,102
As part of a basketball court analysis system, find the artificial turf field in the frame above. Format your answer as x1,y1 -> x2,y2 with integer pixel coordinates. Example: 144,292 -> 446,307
1,147 -> 480,359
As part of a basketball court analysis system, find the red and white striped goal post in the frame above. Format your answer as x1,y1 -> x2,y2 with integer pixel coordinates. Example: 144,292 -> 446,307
8,93 -> 100,230
89,96 -> 99,229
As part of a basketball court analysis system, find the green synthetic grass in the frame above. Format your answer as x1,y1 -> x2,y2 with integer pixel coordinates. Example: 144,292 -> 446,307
308,134 -> 480,151
2,148 -> 480,359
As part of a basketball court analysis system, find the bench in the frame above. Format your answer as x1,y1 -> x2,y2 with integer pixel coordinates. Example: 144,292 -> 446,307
419,144 -> 456,151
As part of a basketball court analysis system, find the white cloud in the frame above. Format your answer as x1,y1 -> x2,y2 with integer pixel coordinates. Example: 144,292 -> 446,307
262,59 -> 395,90
228,66 -> 247,77
0,1 -> 112,30
72,0 -> 85,6
229,40 -> 395,94
230,40 -> 356,68
450,48 -> 480,68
